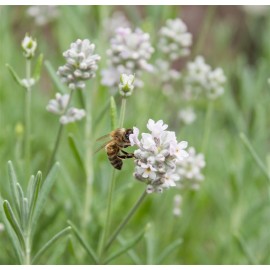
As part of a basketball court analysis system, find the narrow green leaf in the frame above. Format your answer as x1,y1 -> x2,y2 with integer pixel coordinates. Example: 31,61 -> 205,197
6,64 -> 23,87
28,171 -> 42,228
156,238 -> 183,264
110,96 -> 118,130
118,236 -> 142,265
23,198 -> 29,232
266,154 -> 270,177
44,60 -> 66,93
33,53 -> 44,82
16,183 -> 26,228
94,93 -> 117,128
27,175 -> 35,205
239,133 -> 270,183
67,220 -> 98,264
0,197 -> 23,264
7,161 -> 20,216
233,233 -> 257,264
145,224 -> 155,265
104,226 -> 146,264
3,200 -> 25,251
32,226 -> 72,264
31,163 -> 59,232
68,134 -> 86,175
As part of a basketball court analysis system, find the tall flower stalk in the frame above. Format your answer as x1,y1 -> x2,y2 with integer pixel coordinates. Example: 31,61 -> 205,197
25,59 -> 32,178
82,87 -> 94,228
21,34 -> 37,177
46,90 -> 74,173
46,39 -> 100,174
99,74 -> 135,261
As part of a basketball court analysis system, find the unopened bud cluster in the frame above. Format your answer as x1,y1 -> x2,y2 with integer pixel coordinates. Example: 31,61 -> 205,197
57,39 -> 101,90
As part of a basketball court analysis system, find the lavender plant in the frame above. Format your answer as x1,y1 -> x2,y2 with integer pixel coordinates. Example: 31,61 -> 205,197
47,38 -> 100,172
2,6 -> 252,266
6,34 -> 43,178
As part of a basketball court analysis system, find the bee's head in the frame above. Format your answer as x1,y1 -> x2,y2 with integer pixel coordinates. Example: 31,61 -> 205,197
125,128 -> 133,142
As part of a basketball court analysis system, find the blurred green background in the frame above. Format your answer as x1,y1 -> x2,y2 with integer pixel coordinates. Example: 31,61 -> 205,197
1,5 -> 270,265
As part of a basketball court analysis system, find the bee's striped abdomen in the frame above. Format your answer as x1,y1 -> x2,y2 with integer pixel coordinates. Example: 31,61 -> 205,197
106,143 -> 123,170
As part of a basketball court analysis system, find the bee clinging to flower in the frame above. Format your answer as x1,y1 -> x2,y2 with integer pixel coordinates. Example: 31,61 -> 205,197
96,128 -> 134,170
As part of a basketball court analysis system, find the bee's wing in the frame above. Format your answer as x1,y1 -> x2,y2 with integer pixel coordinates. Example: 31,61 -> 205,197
96,133 -> 111,142
94,139 -> 113,154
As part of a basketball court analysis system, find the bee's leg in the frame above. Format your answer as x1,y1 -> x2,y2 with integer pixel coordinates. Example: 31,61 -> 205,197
120,149 -> 134,158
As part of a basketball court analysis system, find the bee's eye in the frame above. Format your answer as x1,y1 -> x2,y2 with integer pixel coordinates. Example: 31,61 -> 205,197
125,133 -> 130,140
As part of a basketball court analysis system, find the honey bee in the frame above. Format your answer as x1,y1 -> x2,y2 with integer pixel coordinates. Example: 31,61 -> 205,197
95,128 -> 134,170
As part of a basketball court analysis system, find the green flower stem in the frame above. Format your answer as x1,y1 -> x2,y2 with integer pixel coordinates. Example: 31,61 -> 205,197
98,169 -> 116,259
24,232 -> 31,265
201,101 -> 213,153
82,88 -> 94,228
99,96 -> 128,261
104,190 -> 147,253
25,59 -> 32,178
119,97 -> 127,128
191,6 -> 216,57
239,133 -> 270,184
46,89 -> 74,174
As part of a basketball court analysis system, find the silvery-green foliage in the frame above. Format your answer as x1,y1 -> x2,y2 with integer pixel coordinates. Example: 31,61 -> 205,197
1,161 -> 70,264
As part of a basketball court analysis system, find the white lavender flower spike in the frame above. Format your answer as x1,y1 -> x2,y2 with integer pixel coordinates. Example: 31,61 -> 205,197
176,147 -> 206,190
57,39 -> 101,90
60,107 -> 86,125
178,107 -> 196,125
158,18 -> 192,61
46,93 -> 70,115
101,27 -> 154,88
184,56 -> 226,100
130,119 -> 189,193
103,11 -> 131,39
26,5 -> 59,26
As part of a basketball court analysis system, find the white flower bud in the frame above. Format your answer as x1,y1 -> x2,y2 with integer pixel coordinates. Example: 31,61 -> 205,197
21,34 -> 37,59
119,73 -> 135,97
